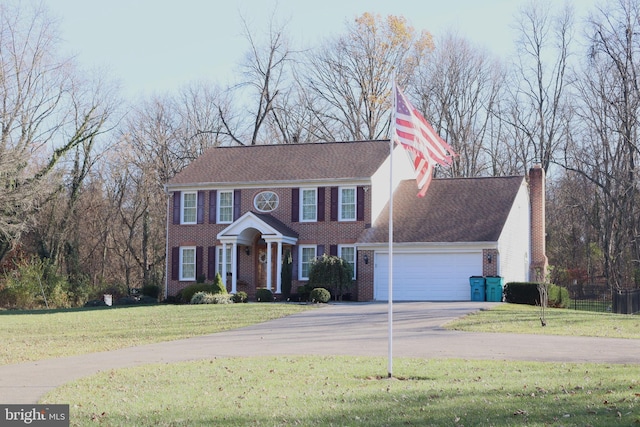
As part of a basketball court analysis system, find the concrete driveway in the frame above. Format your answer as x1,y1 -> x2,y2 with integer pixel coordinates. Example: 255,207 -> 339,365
2,301 -> 640,404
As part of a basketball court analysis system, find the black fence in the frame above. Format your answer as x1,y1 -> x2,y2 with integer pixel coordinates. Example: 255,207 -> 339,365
569,296 -> 612,313
566,285 -> 640,314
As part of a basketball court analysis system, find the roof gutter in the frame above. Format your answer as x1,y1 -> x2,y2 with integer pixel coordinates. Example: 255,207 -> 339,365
356,241 -> 499,252
165,178 -> 372,192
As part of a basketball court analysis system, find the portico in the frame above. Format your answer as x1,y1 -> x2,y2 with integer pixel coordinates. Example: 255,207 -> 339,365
217,212 -> 298,294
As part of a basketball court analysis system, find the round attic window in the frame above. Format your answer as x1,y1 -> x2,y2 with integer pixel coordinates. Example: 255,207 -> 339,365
254,191 -> 279,212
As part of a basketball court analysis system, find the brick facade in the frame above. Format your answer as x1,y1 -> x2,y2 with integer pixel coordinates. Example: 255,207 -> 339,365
482,248 -> 499,277
166,185 -> 373,300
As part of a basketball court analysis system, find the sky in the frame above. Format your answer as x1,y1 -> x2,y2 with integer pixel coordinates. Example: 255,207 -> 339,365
32,0 -> 601,101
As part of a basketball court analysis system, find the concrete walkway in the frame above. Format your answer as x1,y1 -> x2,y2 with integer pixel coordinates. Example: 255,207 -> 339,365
2,301 -> 640,404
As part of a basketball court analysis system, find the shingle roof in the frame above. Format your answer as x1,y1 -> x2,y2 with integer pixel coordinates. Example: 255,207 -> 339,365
168,140 -> 392,186
358,176 -> 525,244
252,212 -> 299,239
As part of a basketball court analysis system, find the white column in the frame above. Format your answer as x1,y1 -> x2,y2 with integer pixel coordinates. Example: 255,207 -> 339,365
266,241 -> 272,290
231,242 -> 238,293
221,242 -> 227,286
276,241 -> 283,294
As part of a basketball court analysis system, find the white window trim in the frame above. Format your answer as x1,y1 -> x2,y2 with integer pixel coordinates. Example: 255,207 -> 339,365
217,246 -> 233,276
181,191 -> 197,225
298,245 -> 317,280
254,191 -> 279,212
338,245 -> 356,279
179,246 -> 196,281
300,188 -> 317,222
218,190 -> 234,224
339,187 -> 357,221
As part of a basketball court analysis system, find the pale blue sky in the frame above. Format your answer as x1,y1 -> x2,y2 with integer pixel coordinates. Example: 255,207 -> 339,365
33,0 -> 599,100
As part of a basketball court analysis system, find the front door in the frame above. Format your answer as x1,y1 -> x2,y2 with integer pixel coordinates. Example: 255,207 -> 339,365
254,237 -> 278,290
256,246 -> 267,288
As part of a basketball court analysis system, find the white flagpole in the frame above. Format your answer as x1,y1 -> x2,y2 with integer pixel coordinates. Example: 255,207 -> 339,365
388,82 -> 396,379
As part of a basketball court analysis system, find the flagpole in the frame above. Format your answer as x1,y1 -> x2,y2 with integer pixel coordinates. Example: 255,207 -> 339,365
388,137 -> 394,379
388,81 -> 456,380
388,82 -> 396,379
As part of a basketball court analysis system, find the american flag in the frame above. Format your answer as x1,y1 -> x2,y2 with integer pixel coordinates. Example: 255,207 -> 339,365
393,83 -> 456,197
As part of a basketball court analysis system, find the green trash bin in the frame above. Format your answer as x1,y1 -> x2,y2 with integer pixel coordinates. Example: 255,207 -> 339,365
485,276 -> 504,302
469,276 -> 486,301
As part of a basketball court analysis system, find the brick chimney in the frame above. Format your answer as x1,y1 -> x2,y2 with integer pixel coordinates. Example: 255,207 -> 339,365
529,164 -> 548,282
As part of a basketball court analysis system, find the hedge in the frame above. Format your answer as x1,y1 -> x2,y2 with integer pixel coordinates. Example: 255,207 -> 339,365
504,282 -> 569,308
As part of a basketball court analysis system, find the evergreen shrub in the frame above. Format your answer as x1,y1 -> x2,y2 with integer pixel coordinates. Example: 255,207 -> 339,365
256,288 -> 274,302
232,291 -> 248,303
310,287 -> 331,303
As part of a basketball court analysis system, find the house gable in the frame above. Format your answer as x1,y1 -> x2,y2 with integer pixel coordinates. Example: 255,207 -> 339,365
217,211 -> 298,245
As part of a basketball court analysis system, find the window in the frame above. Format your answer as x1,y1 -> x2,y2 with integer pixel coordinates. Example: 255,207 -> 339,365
299,246 -> 317,280
181,192 -> 197,224
339,187 -> 356,221
339,246 -> 356,279
217,246 -> 233,275
300,188 -> 317,222
254,191 -> 279,212
180,247 -> 196,281
218,191 -> 233,223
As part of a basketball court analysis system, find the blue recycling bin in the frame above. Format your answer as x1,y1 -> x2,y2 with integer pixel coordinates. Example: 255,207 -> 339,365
469,276 -> 486,301
485,276 -> 504,302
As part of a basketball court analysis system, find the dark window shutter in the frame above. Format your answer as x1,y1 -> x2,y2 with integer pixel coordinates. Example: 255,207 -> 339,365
317,244 -> 325,257
197,191 -> 205,224
317,187 -> 325,222
291,188 -> 299,222
234,189 -> 241,221
171,247 -> 179,280
209,190 -> 217,224
196,246 -> 203,279
357,186 -> 365,221
329,245 -> 338,256
173,192 -> 181,224
207,246 -> 216,280
330,187 -> 338,221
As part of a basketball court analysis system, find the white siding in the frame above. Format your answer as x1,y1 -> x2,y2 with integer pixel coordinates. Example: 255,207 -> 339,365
370,144 -> 416,224
497,180 -> 531,283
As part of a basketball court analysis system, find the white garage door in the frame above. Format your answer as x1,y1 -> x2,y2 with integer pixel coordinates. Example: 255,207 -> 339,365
374,252 -> 482,301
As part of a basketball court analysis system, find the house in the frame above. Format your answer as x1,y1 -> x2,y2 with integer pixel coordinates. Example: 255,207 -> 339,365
164,139 -> 547,301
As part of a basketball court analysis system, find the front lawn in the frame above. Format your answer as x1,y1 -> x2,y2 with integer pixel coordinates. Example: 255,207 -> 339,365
0,304 -> 314,365
445,303 -> 640,339
43,355 -> 640,426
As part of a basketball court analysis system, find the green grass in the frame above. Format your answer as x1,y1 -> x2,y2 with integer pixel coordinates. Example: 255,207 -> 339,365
42,356 -> 640,426
445,303 -> 640,338
7,302 -> 640,425
0,304 -> 314,365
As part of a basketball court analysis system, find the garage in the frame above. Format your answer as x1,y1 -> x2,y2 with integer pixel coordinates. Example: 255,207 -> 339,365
374,251 -> 483,301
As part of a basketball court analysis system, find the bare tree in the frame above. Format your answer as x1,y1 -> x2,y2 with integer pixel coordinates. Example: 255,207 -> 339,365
177,82 -> 229,152
563,0 -> 640,289
304,13 -> 434,141
0,3 -> 115,262
415,33 -> 506,177
505,0 -> 574,173
219,12 -> 294,145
